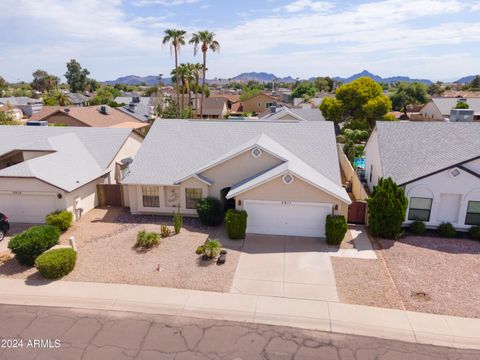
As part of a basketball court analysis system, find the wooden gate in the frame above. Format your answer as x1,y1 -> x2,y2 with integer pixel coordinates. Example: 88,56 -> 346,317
97,184 -> 123,207
348,201 -> 367,224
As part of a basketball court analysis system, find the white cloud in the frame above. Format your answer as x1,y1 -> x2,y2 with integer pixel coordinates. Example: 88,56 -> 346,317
282,0 -> 334,13
133,0 -> 199,6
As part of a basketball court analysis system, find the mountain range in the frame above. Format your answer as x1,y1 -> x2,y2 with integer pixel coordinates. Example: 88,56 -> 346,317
103,70 -> 479,86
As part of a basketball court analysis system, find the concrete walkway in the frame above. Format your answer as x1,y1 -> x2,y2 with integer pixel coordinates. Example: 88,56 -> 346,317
0,278 -> 479,351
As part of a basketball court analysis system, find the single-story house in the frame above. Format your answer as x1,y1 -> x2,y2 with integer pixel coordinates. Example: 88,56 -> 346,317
66,92 -> 90,106
419,98 -> 480,121
115,96 -> 157,122
364,122 -> 480,230
259,106 -> 325,121
29,105 -> 149,132
0,105 -> 23,121
0,97 -> 43,117
0,126 -> 143,223
123,119 -> 351,237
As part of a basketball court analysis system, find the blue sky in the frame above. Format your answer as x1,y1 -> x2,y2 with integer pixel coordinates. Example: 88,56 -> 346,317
1,0 -> 480,82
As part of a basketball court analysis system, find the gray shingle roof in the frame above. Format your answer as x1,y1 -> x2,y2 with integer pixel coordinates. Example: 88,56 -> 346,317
260,107 -> 325,121
0,126 -> 132,191
0,97 -> 42,106
374,122 -> 480,185
124,119 -> 342,187
431,98 -> 480,116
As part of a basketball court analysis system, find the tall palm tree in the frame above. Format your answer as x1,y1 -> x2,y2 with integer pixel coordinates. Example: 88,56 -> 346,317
162,29 -> 186,117
192,63 -> 203,118
189,31 -> 220,118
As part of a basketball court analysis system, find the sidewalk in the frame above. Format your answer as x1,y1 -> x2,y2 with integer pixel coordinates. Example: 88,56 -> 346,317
0,278 -> 479,350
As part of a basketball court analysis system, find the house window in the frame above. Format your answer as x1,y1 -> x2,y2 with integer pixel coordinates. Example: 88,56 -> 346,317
142,186 -> 160,208
408,197 -> 432,222
465,201 -> 480,225
265,102 -> 274,109
185,188 -> 202,209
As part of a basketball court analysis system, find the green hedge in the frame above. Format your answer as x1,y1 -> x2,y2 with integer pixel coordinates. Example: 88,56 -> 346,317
8,225 -> 60,266
470,225 -> 480,241
35,248 -> 76,279
409,220 -> 426,235
438,222 -> 457,238
45,210 -> 73,232
196,197 -> 223,226
325,215 -> 347,245
225,209 -> 248,240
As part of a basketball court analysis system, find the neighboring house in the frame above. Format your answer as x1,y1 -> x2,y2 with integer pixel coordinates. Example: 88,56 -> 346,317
115,96 -> 157,122
242,92 -> 279,115
259,106 -> 325,121
123,119 -> 351,237
29,105 -> 149,132
0,126 -> 143,223
66,92 -> 90,106
184,97 -> 229,119
0,105 -> 23,121
0,97 -> 43,117
419,98 -> 480,121
364,122 -> 480,231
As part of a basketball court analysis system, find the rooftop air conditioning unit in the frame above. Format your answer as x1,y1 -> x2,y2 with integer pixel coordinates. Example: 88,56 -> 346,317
99,105 -> 109,114
450,108 -> 474,122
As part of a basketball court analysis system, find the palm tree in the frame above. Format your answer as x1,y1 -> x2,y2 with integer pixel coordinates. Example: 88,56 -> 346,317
192,63 -> 203,117
183,63 -> 195,109
189,31 -> 220,118
54,91 -> 71,106
163,29 -> 186,117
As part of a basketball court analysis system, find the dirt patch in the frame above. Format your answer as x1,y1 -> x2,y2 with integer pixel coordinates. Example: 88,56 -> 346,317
377,236 -> 480,318
331,255 -> 404,309
0,208 -> 243,292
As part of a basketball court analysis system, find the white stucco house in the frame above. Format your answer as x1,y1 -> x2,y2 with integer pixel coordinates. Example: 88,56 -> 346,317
419,97 -> 480,121
123,119 -> 351,238
365,122 -> 480,230
0,126 -> 143,223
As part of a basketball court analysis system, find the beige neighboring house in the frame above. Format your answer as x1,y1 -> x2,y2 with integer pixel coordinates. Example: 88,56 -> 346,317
123,119 -> 351,238
419,98 -> 480,121
0,105 -> 23,121
241,92 -> 279,115
29,105 -> 150,132
0,126 -> 143,223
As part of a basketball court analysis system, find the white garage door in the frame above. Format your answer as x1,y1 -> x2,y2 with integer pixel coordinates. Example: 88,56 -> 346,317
244,200 -> 332,237
0,193 -> 58,223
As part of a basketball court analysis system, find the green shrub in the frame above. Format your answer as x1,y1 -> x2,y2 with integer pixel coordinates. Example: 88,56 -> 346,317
173,211 -> 183,234
135,230 -> 160,249
160,224 -> 171,238
45,210 -> 74,232
469,225 -> 480,241
438,222 -> 457,238
196,197 -> 223,226
325,215 -> 347,245
409,220 -> 426,235
195,245 -> 205,255
34,248 -> 76,279
225,209 -> 248,240
8,225 -> 60,266
203,238 -> 222,258
367,177 -> 408,239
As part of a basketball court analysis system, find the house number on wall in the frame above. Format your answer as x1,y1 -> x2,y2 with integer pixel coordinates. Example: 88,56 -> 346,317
281,201 -> 292,205
12,191 -> 22,196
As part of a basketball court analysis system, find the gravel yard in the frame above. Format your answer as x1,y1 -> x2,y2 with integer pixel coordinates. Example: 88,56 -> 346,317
0,208 -> 243,292
377,236 -> 480,318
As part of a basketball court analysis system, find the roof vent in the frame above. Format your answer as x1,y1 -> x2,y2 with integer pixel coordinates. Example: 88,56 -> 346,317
282,174 -> 294,185
99,105 -> 109,115
251,147 -> 262,158
64,108 -> 70,113
450,168 -> 461,177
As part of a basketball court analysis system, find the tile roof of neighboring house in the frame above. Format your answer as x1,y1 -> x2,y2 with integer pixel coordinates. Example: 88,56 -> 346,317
210,94 -> 241,103
442,91 -> 480,98
430,98 -> 480,116
0,126 -> 133,192
259,107 -> 325,121
200,97 -> 227,117
372,121 -> 480,185
124,120 -> 346,202
29,106 -> 149,129
0,97 -> 42,106
243,92 -> 279,102
66,93 -> 89,105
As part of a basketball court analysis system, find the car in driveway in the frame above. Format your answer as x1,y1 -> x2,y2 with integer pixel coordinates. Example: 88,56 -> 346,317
0,213 -> 9,241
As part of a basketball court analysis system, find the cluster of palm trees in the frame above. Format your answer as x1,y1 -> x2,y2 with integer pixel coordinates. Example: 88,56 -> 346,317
162,29 -> 220,118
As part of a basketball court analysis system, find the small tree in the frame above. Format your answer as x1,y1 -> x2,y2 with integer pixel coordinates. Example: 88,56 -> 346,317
367,177 -> 408,239
455,101 -> 469,109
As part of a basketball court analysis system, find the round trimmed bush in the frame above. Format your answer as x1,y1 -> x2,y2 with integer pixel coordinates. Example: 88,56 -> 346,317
196,197 -> 223,226
45,210 -> 73,232
8,225 -> 60,266
409,220 -> 426,236
35,248 -> 76,279
225,209 -> 248,240
325,215 -> 348,245
469,225 -> 480,241
438,222 -> 457,238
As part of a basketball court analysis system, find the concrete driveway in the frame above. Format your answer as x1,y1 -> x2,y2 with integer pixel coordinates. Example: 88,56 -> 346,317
231,235 -> 339,301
